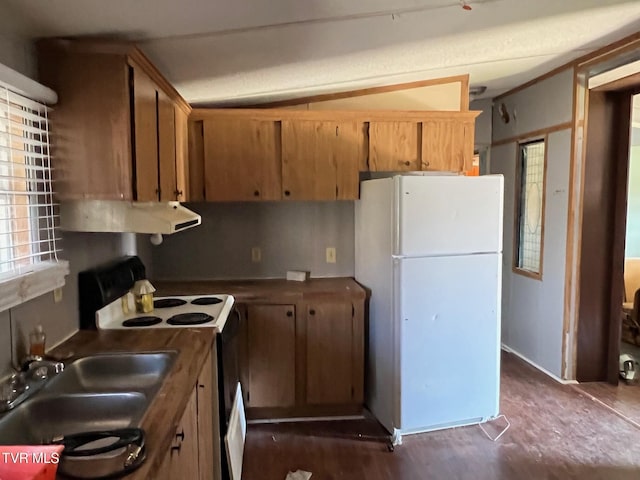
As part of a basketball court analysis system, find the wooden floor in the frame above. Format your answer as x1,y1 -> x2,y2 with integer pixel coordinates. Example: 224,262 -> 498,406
243,352 -> 640,480
574,342 -> 640,427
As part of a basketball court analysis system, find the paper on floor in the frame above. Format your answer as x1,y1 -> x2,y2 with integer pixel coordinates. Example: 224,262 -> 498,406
285,469 -> 312,480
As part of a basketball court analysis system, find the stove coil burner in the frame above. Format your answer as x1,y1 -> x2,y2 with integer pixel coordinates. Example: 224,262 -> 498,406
191,297 -> 223,306
154,298 -> 188,308
167,312 -> 214,325
122,316 -> 163,327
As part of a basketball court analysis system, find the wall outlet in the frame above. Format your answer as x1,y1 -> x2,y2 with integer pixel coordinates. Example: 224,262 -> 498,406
251,247 -> 262,263
326,247 -> 336,264
53,287 -> 63,303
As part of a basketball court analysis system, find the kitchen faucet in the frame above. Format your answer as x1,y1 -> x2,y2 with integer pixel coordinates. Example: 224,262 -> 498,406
0,357 -> 65,413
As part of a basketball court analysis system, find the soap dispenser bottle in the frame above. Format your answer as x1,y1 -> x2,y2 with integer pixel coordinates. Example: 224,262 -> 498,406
29,325 -> 46,356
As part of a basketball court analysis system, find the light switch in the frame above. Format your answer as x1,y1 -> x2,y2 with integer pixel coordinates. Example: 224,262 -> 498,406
251,247 -> 262,263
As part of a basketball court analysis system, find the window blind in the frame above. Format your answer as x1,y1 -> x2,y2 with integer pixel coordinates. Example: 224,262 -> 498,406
0,85 -> 61,277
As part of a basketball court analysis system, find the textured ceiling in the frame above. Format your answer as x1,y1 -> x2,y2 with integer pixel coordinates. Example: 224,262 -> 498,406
3,0 -> 640,105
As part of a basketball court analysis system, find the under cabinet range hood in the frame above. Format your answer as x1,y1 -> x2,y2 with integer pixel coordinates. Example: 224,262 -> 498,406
59,200 -> 201,234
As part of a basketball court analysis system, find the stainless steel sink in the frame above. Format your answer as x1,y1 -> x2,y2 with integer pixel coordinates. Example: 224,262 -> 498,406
43,351 -> 177,397
0,351 -> 177,445
0,392 -> 147,445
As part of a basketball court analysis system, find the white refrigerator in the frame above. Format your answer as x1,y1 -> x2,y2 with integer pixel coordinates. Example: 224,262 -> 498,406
355,174 -> 504,440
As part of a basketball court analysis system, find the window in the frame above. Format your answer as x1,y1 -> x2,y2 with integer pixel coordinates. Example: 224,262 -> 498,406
515,139 -> 546,278
0,83 -> 68,312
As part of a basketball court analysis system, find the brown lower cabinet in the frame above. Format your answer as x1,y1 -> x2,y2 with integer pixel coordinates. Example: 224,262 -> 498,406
305,302 -> 363,405
246,304 -> 296,408
159,348 -> 221,480
239,295 -> 365,419
161,386 -> 199,479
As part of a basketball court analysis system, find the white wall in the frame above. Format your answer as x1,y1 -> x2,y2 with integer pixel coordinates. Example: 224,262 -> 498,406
7,233 -> 124,367
627,147 -> 640,258
0,4 -> 35,77
471,98 -> 493,175
151,202 -> 355,280
490,69 -> 574,378
305,82 -> 462,111
471,98 -> 492,148
492,69 -> 574,142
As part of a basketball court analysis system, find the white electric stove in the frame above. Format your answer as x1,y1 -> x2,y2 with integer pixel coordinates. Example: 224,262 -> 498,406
96,294 -> 235,331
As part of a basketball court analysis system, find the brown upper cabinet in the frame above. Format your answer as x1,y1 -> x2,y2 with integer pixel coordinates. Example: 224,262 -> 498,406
369,121 -> 421,172
37,40 -> 191,202
370,118 -> 476,172
422,117 -> 475,172
281,120 -> 360,201
190,109 -> 478,202
203,118 -> 281,201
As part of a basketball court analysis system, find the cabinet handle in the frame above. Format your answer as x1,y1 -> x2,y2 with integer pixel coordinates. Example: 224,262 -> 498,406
423,161 -> 430,168
284,190 -> 291,197
404,161 -> 411,166
286,311 -> 293,317
175,190 -> 183,198
171,429 -> 184,453
309,309 -> 316,316
254,190 -> 260,197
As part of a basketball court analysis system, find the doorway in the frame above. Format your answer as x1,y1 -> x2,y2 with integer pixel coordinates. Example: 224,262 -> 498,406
575,85 -> 636,383
620,100 -> 640,364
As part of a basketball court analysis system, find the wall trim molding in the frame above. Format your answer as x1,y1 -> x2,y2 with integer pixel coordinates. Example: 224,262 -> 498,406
492,122 -> 573,147
501,344 -> 578,385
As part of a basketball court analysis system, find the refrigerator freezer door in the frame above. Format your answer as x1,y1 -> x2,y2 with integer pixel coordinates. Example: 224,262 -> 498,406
396,253 -> 501,433
395,175 -> 504,257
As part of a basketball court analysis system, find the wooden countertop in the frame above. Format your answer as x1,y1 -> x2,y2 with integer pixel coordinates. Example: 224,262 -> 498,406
154,277 -> 366,303
50,328 -> 215,480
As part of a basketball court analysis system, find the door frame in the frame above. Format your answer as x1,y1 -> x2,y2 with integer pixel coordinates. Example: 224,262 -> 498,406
573,71 -> 640,382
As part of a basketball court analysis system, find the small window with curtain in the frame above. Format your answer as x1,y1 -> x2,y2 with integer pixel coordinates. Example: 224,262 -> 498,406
0,81 -> 68,312
514,139 -> 546,278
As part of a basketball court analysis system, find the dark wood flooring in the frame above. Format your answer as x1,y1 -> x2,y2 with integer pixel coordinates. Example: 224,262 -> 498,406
574,342 -> 640,427
243,352 -> 640,479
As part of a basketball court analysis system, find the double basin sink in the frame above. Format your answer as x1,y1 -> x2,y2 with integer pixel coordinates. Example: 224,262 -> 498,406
0,352 -> 176,445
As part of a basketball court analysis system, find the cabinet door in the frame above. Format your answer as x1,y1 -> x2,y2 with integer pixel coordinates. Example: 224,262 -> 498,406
162,386 -> 200,480
421,119 -> 475,172
197,349 -> 221,480
175,106 -> 190,202
246,304 -> 296,408
188,120 -> 205,202
369,122 -> 420,171
158,89 -> 177,202
281,121 -> 359,200
203,119 -> 281,201
305,302 -> 356,405
132,67 -> 159,201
